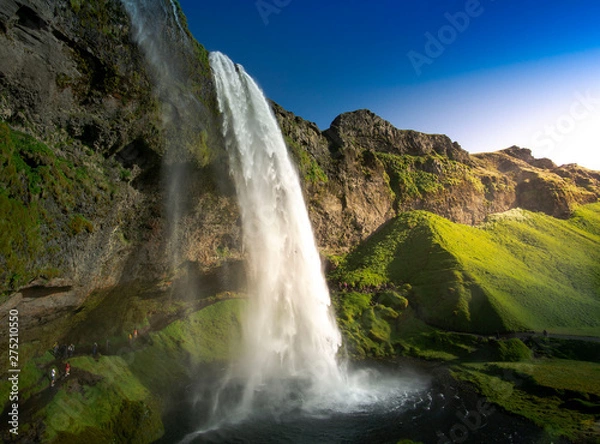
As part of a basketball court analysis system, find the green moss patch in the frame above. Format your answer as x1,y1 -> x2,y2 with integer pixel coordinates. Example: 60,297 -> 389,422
333,289 -> 481,361
525,336 -> 600,363
39,355 -> 163,443
376,152 -> 484,203
285,136 -> 328,186
496,338 -> 532,362
498,359 -> 600,397
129,299 -> 243,394
12,298 -> 243,443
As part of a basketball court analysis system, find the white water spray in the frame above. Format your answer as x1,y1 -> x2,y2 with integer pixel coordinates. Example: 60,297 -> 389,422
209,51 -> 344,416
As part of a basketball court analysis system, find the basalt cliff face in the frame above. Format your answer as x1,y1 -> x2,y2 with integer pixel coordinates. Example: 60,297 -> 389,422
1,0 -> 600,333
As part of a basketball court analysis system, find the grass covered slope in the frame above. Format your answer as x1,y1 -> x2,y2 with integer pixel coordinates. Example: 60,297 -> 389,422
0,297 -> 244,443
453,358 -> 600,442
331,203 -> 600,335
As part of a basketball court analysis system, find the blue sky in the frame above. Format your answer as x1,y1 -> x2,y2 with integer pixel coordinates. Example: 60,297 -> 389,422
179,0 -> 600,169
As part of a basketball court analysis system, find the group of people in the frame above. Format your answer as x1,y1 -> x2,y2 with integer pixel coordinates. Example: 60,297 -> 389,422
49,362 -> 71,387
49,327 -> 142,387
48,340 -> 83,387
128,328 -> 139,345
52,342 -> 75,359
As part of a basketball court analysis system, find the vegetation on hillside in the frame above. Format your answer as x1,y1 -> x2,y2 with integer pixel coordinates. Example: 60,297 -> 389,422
0,288 -> 244,443
285,135 -> 328,186
452,355 -> 600,442
330,203 -> 600,342
376,152 -> 485,202
0,122 -> 117,294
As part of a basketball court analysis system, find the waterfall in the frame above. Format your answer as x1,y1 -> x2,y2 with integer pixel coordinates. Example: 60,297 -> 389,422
168,0 -> 185,35
121,4 -> 426,434
120,2 -> 425,439
121,0 -> 207,270
209,51 -> 345,417
201,55 -> 421,435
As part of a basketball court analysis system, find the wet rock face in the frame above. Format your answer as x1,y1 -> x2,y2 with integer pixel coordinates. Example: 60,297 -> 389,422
0,0 -> 163,301
0,0 -> 228,302
0,0 -> 159,157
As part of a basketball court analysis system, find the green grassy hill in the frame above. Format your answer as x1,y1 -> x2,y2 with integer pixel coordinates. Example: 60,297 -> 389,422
330,203 -> 600,336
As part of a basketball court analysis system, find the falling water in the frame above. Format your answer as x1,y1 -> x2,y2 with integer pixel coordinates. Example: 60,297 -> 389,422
209,51 -> 345,418
190,55 -> 428,441
120,3 -> 428,441
121,0 -> 209,270
168,0 -> 185,35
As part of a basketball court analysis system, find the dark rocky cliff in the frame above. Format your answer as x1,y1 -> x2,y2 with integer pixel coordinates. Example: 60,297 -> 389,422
0,0 -> 240,329
0,0 -> 158,155
1,0 -> 600,339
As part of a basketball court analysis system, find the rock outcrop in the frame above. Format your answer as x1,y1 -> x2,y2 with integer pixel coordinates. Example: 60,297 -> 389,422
273,109 -> 600,249
325,109 -> 470,163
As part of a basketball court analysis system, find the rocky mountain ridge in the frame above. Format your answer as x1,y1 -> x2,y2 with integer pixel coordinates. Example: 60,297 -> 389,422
1,0 -> 599,326
274,106 -> 600,251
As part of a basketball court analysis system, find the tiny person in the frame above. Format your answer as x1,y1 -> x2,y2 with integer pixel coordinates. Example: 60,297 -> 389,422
50,368 -> 56,387
65,362 -> 71,377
